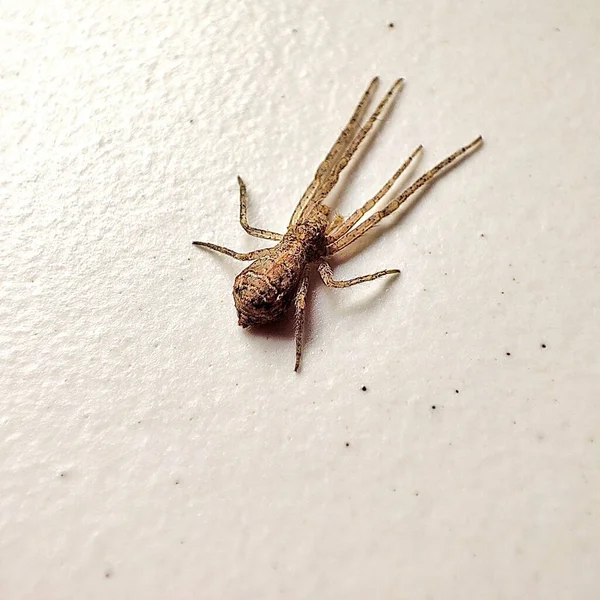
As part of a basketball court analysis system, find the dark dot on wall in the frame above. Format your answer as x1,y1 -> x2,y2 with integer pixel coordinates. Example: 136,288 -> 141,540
480,233 -> 485,238
541,343 -> 547,348
361,385 -> 367,392
388,22 -> 395,28
175,479 -> 180,485
431,405 -> 436,410
104,570 -> 112,579
345,442 -> 350,447
506,352 -> 511,356
455,389 -> 459,394
189,119 -> 194,123
292,28 -> 298,33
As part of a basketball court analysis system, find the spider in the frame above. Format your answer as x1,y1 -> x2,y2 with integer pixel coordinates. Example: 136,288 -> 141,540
193,77 -> 482,371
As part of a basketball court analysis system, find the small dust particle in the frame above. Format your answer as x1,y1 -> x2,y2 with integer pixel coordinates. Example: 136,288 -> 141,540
455,389 -> 459,394
480,233 -> 485,238
175,479 -> 180,485
189,119 -> 194,123
388,22 -> 394,28
345,442 -> 350,447
506,352 -> 511,356
104,570 -> 112,579
291,28 -> 298,33
361,385 -> 367,392
431,405 -> 436,410
541,343 -> 547,349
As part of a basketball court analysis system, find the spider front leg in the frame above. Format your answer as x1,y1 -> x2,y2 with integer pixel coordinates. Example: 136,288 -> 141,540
293,269 -> 311,372
317,260 -> 400,288
327,136 -> 483,254
237,176 -> 283,241
192,241 -> 272,261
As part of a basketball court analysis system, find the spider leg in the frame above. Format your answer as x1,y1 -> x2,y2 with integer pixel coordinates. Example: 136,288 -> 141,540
327,136 -> 483,254
293,269 -> 311,372
288,77 -> 380,228
192,241 -> 272,261
326,145 -> 422,243
326,213 -> 345,235
237,176 -> 283,241
317,260 -> 400,288
299,78 -> 404,223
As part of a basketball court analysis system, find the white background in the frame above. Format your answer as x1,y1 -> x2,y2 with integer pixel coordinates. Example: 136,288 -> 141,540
2,0 -> 599,598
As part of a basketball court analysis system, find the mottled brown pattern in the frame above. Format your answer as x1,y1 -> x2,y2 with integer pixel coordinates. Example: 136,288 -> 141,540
234,207 -> 328,328
193,77 -> 483,371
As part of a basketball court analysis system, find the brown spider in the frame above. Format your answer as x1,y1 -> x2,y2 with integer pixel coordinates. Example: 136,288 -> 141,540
193,77 -> 482,371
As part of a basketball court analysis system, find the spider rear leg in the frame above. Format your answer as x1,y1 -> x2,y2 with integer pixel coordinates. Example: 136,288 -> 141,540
237,176 -> 283,241
192,241 -> 272,261
293,269 -> 311,372
317,260 -> 400,288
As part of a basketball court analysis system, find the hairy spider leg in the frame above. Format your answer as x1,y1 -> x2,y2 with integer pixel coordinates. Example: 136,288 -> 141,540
288,77 -> 379,228
191,241 -> 272,261
317,260 -> 400,288
299,78 -> 404,224
327,136 -> 483,254
326,145 -> 423,243
237,176 -> 283,241
293,269 -> 311,371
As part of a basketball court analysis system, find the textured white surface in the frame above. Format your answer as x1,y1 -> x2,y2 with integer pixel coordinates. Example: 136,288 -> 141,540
2,0 -> 600,598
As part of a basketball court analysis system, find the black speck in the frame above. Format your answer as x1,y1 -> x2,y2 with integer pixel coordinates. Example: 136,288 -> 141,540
541,343 -> 547,349
431,405 -> 436,410
388,22 -> 395,28
175,479 -> 180,485
361,385 -> 367,392
189,119 -> 194,123
480,233 -> 485,238
345,442 -> 350,447
292,28 -> 298,33
104,570 -> 112,579
506,352 -> 511,356
59,471 -> 67,478
455,389 -> 459,394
